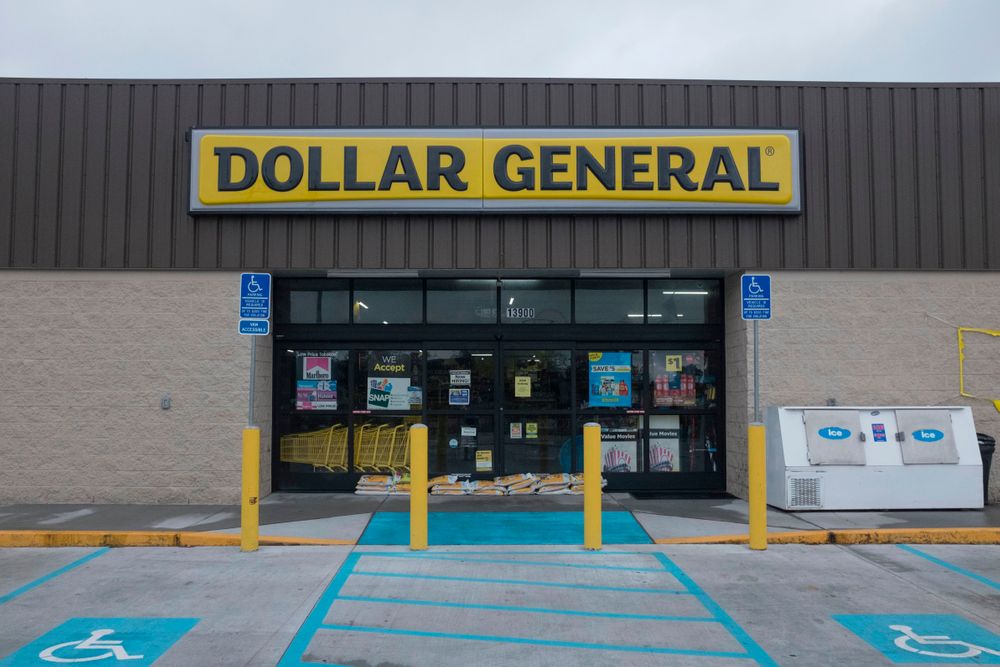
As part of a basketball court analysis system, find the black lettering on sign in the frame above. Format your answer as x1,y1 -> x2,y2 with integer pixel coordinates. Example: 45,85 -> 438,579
343,146 -> 376,191
622,146 -> 653,190
747,147 -> 779,191
657,146 -> 699,191
702,146 -> 745,191
215,147 -> 259,191
539,145 -> 572,190
576,146 -> 615,191
379,146 -> 423,190
493,145 -> 535,191
307,146 -> 340,191
261,146 -> 303,192
427,146 -> 468,191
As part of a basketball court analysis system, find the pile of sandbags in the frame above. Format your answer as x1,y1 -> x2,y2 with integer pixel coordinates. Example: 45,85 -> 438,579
354,474 -> 394,495
399,472 -> 608,496
494,473 -> 536,494
568,473 -> 608,494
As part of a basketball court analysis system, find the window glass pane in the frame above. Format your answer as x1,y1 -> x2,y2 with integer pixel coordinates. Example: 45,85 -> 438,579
647,279 -> 721,324
576,414 -> 643,473
294,350 -> 348,412
503,416 -> 572,474
500,279 -> 570,324
354,279 -> 423,324
427,279 -> 497,324
428,415 -> 495,475
575,350 -> 643,410
503,350 -> 571,410
319,290 -> 349,323
426,349 -> 495,410
575,280 -> 644,324
278,416 -> 349,473
289,291 -> 319,323
353,416 -> 421,473
648,414 -> 720,473
649,350 -> 720,409
354,350 -> 424,411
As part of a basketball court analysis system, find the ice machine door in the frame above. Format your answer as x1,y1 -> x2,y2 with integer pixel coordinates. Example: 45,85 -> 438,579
803,409 -> 866,465
894,409 -> 959,464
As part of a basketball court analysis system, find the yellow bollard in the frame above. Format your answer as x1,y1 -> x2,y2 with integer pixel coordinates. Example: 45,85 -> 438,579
748,422 -> 767,550
241,427 -> 260,552
409,424 -> 428,551
583,422 -> 602,550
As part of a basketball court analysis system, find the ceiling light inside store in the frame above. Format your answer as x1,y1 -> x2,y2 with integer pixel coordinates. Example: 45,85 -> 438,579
508,297 -> 515,305
662,291 -> 709,295
382,320 -> 388,325
648,314 -> 662,318
471,353 -> 494,357
357,301 -> 369,309
677,313 -> 685,318
627,314 -> 644,318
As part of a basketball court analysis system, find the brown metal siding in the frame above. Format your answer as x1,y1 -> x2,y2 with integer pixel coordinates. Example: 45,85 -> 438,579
2,78 -> 999,271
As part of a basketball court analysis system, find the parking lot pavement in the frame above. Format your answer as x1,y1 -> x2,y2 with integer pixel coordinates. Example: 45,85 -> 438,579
1,544 -> 998,666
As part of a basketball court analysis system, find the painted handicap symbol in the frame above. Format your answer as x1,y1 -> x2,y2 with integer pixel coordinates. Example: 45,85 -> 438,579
836,614 -> 1000,664
0,618 -> 198,667
890,625 -> 1000,660
39,629 -> 143,663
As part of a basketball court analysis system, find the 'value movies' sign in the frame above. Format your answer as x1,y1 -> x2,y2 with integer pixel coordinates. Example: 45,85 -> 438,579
190,129 -> 801,214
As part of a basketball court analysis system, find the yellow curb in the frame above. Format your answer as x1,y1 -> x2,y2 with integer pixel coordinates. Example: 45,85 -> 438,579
0,530 -> 355,548
654,527 -> 1000,545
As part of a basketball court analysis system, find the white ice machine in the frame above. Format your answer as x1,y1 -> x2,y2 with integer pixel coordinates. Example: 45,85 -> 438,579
766,406 -> 984,510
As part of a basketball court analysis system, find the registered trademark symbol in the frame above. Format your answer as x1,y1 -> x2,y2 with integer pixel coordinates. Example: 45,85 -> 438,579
765,146 -> 775,156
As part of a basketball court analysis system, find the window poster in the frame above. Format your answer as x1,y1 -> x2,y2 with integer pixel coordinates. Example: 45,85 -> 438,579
525,422 -> 538,439
475,450 -> 493,471
367,352 -> 412,410
600,426 -> 638,472
303,356 -> 332,380
450,370 -> 471,386
649,414 -> 681,472
588,352 -> 632,408
514,376 -> 532,398
510,422 -> 523,439
296,380 -> 337,410
449,388 -> 471,406
654,351 -> 706,408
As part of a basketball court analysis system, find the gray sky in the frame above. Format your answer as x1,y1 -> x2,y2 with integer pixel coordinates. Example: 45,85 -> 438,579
1,0 -> 998,82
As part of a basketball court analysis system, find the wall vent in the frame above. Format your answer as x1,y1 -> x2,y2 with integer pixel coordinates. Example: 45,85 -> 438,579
789,477 -> 822,509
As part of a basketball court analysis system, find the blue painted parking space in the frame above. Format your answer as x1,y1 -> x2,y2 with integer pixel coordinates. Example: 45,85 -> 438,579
0,617 -> 198,666
835,614 -> 1000,663
358,511 -> 652,545
278,550 -> 776,666
0,548 -> 108,606
897,545 -> 1000,592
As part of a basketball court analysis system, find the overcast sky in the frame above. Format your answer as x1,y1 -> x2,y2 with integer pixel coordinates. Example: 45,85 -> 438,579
1,0 -> 998,82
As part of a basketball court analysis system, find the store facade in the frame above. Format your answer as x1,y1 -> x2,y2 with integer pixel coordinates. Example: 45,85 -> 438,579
0,78 -> 998,504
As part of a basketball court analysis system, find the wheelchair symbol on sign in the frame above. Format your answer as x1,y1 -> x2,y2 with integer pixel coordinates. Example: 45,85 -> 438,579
890,624 -> 1000,659
245,275 -> 263,294
38,628 -> 144,663
747,277 -> 763,295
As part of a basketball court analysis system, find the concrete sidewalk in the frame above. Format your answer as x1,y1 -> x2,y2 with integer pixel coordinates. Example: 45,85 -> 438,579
1,493 -> 998,545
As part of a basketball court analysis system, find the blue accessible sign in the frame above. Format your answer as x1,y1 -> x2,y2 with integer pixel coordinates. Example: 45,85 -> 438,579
239,272 -> 271,319
0,617 -> 198,666
239,319 -> 270,336
741,274 -> 771,321
834,614 -> 1000,663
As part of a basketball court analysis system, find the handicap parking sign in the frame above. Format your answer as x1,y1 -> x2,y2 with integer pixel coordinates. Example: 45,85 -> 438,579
834,614 -> 1000,663
0,617 -> 198,666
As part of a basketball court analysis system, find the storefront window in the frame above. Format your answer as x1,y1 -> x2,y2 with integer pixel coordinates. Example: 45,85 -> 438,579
647,279 -> 721,324
285,280 -> 349,324
354,279 -> 423,324
428,415 -> 495,475
575,350 -> 643,410
504,416 -> 572,474
354,350 -> 424,411
500,279 -> 570,324
503,350 -> 571,410
278,416 -> 350,473
427,279 -> 497,324
294,350 -> 348,412
648,414 -> 720,473
575,280 -> 644,324
426,349 -> 495,409
649,349 -> 719,409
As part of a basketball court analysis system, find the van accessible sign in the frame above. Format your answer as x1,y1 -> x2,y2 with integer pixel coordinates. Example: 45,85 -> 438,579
190,128 -> 800,214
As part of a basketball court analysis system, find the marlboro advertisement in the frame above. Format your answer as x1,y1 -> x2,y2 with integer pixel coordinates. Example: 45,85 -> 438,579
367,351 -> 412,410
297,354 -> 337,410
600,426 -> 638,473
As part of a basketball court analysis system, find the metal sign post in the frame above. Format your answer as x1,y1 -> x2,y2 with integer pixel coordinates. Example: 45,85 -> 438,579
741,274 -> 771,551
238,272 -> 271,552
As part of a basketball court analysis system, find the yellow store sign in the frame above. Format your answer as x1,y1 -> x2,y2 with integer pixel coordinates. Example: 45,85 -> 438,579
190,129 -> 800,213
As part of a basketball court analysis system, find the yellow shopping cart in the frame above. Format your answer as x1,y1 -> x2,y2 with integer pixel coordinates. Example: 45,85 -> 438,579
353,423 -> 385,471
280,425 -> 347,472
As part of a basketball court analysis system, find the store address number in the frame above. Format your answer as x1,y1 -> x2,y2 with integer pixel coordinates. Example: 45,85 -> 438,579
506,306 -> 536,319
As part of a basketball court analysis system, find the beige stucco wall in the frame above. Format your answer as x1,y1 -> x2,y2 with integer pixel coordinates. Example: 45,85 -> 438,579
726,270 -> 1000,505
0,270 -> 272,504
